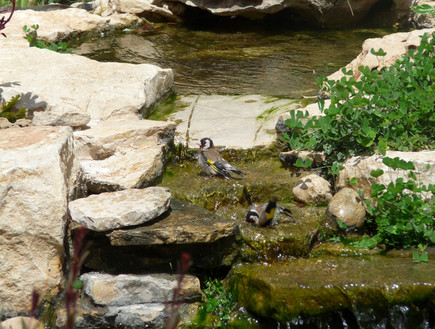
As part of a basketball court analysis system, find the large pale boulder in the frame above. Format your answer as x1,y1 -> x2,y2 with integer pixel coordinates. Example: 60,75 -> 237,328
80,272 -> 202,306
69,187 -> 171,231
0,46 -> 173,126
0,317 -> 44,329
73,118 -> 176,193
166,95 -> 302,149
328,28 -> 435,82
2,7 -> 141,45
107,0 -> 401,26
336,150 -> 435,199
0,126 -> 75,316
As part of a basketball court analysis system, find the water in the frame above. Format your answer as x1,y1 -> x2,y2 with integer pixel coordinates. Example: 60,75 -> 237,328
73,22 -> 395,98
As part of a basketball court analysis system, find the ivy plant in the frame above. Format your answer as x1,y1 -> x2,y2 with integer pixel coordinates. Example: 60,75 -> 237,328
23,24 -> 72,53
283,32 -> 435,175
362,157 -> 435,251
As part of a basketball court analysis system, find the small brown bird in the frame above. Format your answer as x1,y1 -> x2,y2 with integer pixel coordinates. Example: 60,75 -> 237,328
244,187 -> 294,227
198,138 -> 245,179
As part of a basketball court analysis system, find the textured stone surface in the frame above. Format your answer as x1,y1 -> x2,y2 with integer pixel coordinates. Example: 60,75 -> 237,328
80,272 -> 202,306
336,150 -> 435,199
69,187 -> 171,231
166,95 -> 302,149
0,317 -> 44,329
0,46 -> 173,126
328,28 -> 435,82
73,118 -> 176,193
293,174 -> 332,205
83,199 -> 240,272
327,187 -> 366,229
0,126 -> 75,316
228,254 -> 435,321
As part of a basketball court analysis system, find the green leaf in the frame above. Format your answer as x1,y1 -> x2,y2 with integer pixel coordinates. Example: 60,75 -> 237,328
411,4 -> 435,15
348,177 -> 358,186
370,48 -> 387,57
370,169 -> 384,178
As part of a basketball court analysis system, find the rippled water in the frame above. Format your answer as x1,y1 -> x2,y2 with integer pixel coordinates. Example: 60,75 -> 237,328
73,23 -> 395,98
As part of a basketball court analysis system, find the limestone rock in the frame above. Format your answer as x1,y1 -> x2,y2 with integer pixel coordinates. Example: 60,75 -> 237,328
293,174 -> 332,205
73,118 -> 176,193
327,187 -> 366,229
166,95 -> 302,149
83,199 -> 240,272
3,7 -> 141,45
69,187 -> 171,231
80,272 -> 202,306
228,254 -> 435,322
328,28 -> 435,82
0,126 -> 75,316
336,150 -> 435,199
0,317 -> 44,329
0,46 -> 173,126
0,117 -> 12,129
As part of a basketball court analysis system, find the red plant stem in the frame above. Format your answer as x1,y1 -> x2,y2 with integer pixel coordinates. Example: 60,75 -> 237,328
0,0 -> 15,36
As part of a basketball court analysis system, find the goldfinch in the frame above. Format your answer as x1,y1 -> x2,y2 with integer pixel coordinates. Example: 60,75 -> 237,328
198,138 -> 245,179
244,187 -> 294,227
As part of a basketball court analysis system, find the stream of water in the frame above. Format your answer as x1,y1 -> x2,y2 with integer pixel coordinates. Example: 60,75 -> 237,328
73,22 -> 395,98
71,21 -> 435,329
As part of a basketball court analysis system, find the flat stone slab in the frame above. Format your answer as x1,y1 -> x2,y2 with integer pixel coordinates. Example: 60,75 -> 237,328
73,118 -> 176,193
69,187 -> 171,231
83,199 -> 240,272
80,272 -> 202,306
229,253 -> 435,322
164,95 -> 303,149
108,198 -> 239,245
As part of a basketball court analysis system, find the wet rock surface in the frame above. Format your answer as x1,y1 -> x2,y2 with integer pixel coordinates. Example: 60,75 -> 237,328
228,253 -> 435,323
327,187 -> 366,229
82,199 -> 241,272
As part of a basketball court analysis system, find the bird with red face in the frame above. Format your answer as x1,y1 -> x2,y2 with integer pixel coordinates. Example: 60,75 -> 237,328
198,137 -> 245,179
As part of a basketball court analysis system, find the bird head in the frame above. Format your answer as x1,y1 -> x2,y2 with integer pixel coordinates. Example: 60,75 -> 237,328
246,209 -> 260,225
200,138 -> 213,150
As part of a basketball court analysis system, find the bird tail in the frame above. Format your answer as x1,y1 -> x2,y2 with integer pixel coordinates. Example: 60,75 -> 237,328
278,205 -> 295,222
243,186 -> 253,206
231,169 -> 245,176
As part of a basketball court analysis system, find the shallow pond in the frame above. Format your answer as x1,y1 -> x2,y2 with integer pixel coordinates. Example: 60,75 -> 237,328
73,22 -> 395,97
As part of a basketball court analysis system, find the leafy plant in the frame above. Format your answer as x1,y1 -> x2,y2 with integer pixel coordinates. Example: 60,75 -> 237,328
0,94 -> 26,122
363,157 -> 434,251
411,4 -> 435,15
282,32 -> 435,175
193,279 -> 236,328
412,244 -> 429,263
23,24 -> 72,53
0,0 -> 58,7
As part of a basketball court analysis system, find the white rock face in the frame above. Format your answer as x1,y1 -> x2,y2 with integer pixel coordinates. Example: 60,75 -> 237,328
167,95 -> 303,149
327,187 -> 366,229
328,28 -> 435,81
0,47 -> 173,127
0,126 -> 75,316
0,317 -> 44,329
3,7 -> 141,44
293,174 -> 333,205
73,118 -> 176,192
80,272 -> 202,306
336,150 -> 435,199
69,187 -> 171,231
